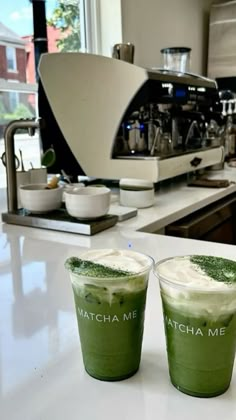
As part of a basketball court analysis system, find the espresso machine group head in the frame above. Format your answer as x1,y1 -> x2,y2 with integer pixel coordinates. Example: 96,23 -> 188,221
38,52 -> 224,182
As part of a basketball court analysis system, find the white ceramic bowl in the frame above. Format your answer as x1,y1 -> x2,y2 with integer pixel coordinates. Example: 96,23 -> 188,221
64,186 -> 111,219
19,184 -> 63,213
119,178 -> 154,208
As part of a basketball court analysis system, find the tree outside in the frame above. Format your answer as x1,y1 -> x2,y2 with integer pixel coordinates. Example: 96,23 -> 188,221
47,0 -> 81,52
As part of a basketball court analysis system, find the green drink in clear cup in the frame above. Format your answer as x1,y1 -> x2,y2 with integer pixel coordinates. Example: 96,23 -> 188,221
154,255 -> 236,398
65,249 -> 153,381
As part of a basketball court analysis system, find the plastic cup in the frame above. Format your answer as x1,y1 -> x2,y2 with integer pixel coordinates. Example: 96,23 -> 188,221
65,249 -> 153,381
160,47 -> 191,73
154,255 -> 236,397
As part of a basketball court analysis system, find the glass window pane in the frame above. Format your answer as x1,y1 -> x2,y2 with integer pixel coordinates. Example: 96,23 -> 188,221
8,91 -> 19,110
46,0 -> 84,53
0,0 -> 86,191
6,47 -> 17,71
0,89 -> 40,188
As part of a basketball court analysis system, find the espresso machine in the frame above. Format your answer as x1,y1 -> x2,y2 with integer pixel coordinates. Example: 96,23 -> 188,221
37,52 -> 224,182
2,53 -> 225,235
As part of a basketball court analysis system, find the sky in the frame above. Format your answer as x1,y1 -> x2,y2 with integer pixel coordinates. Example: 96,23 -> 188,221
1,0 -> 57,36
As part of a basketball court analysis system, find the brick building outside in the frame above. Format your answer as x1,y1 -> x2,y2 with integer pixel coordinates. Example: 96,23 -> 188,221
0,21 -> 60,130
0,22 -> 28,115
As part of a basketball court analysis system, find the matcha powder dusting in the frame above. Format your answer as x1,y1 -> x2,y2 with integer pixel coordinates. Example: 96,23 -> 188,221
65,257 -> 134,278
190,256 -> 236,284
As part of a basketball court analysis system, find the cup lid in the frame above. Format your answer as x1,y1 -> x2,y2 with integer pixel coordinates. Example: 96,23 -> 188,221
160,47 -> 191,54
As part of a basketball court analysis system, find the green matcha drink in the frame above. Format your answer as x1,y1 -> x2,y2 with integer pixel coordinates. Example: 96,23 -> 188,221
65,249 -> 153,381
155,255 -> 236,398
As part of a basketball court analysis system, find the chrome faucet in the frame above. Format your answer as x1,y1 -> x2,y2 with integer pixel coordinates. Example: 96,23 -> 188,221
4,119 -> 40,212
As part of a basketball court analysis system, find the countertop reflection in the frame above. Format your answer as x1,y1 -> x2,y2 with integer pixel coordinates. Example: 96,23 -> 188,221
0,229 -> 80,397
1,224 -> 236,420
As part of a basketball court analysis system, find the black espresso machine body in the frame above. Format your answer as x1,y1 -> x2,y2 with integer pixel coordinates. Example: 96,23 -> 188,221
38,80 -> 85,179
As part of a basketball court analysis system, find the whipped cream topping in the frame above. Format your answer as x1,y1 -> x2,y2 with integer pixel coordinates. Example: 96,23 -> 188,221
156,256 -> 236,317
68,249 -> 152,304
80,249 -> 152,274
157,256 -> 236,291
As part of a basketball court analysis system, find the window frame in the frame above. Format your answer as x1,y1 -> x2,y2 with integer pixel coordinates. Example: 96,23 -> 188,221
83,0 -> 122,55
83,0 -> 101,53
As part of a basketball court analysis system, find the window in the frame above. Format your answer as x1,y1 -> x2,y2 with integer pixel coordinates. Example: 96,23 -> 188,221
6,47 -> 17,72
9,91 -> 19,111
84,0 -> 122,56
0,0 -> 122,191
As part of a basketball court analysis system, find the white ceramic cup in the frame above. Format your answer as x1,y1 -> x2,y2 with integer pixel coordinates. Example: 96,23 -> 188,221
119,188 -> 154,208
29,168 -> 47,184
119,178 -> 155,209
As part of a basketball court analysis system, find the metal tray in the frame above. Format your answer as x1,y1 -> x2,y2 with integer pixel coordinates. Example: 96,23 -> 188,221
1,208 -> 118,236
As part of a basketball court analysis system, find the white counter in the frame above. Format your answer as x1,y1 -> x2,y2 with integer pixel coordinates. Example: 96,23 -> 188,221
114,166 -> 236,233
1,223 -> 236,420
1,167 -> 236,235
